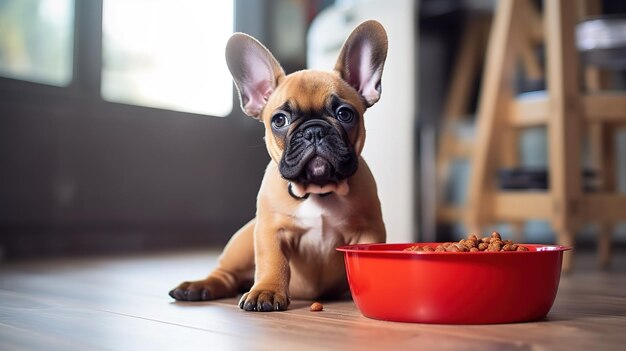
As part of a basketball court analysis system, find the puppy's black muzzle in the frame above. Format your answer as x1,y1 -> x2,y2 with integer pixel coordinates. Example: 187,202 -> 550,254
279,119 -> 357,186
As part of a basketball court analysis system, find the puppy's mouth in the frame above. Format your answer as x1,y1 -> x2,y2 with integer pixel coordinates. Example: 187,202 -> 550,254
289,156 -> 351,197
279,120 -> 357,196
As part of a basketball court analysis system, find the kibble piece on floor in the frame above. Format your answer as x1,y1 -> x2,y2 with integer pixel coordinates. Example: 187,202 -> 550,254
310,302 -> 323,312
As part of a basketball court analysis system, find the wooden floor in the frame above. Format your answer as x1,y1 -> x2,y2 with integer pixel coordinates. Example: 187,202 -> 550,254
1,249 -> 625,351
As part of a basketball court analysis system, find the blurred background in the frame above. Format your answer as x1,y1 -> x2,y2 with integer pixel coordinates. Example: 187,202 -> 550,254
0,0 -> 625,263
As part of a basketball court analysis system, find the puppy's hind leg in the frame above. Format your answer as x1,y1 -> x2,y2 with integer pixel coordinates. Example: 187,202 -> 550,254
169,219 -> 256,301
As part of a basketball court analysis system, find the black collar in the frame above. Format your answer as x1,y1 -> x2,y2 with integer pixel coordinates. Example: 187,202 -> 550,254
288,183 -> 309,200
287,183 -> 332,201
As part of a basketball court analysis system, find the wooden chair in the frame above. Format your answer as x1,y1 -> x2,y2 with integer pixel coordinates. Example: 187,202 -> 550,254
464,0 -> 626,271
436,10 -> 541,233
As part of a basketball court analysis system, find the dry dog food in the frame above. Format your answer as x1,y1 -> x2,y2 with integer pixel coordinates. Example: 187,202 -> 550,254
310,302 -> 324,312
403,232 -> 530,252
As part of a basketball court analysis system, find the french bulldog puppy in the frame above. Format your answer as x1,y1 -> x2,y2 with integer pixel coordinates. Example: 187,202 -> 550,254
170,20 -> 388,311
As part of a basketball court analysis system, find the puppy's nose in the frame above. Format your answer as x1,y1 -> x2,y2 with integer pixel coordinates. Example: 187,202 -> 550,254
303,126 -> 327,143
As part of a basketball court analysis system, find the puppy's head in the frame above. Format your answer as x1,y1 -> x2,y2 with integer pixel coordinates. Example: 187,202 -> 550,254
225,20 -> 388,196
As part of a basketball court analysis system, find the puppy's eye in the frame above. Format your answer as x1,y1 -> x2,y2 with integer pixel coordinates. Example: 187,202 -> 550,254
271,113 -> 289,129
336,106 -> 354,123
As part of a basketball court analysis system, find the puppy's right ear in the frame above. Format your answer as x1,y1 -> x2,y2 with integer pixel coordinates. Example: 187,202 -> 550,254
225,33 -> 285,119
334,20 -> 388,108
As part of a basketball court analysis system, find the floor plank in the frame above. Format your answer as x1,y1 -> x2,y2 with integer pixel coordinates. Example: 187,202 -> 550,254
1,249 -> 625,351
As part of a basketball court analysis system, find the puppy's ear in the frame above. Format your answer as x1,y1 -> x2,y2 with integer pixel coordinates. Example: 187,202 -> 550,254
334,20 -> 388,107
225,33 -> 285,118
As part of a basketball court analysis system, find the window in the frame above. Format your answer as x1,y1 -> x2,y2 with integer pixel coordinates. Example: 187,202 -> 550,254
101,0 -> 234,116
0,0 -> 74,86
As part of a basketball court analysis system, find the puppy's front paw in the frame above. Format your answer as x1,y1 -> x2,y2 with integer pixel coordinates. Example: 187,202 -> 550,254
238,288 -> 290,312
169,280 -> 213,301
169,277 -> 235,302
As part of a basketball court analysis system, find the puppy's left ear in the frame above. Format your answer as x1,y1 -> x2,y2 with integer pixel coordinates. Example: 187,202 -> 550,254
335,20 -> 388,107
225,33 -> 285,118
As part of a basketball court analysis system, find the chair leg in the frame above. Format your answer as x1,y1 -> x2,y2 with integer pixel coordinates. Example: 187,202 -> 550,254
598,223 -> 613,270
557,229 -> 576,272
465,0 -> 524,235
545,0 -> 584,273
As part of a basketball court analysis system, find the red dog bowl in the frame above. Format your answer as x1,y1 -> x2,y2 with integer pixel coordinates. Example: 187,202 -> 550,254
337,243 -> 570,324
